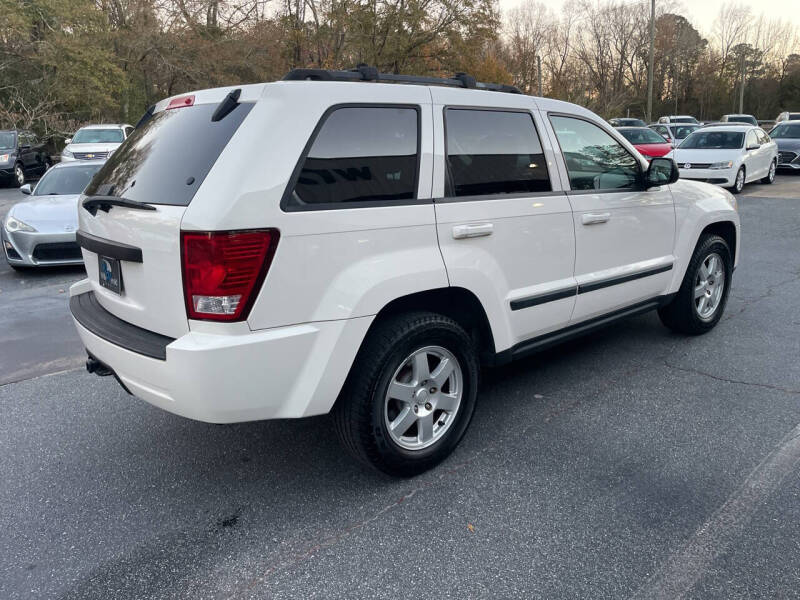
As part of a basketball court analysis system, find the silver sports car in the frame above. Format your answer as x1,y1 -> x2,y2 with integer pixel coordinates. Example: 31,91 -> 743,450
2,160 -> 104,269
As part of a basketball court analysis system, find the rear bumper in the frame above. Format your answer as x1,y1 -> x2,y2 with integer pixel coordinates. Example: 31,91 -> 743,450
69,283 -> 372,423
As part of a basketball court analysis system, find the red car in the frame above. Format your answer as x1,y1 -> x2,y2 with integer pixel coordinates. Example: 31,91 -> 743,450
616,127 -> 673,161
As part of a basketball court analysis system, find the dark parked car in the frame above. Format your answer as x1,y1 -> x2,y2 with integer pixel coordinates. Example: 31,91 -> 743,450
769,121 -> 800,170
0,130 -> 51,187
609,117 -> 647,127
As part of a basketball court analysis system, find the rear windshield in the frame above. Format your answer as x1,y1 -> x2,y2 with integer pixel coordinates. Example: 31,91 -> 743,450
72,129 -> 124,144
618,128 -> 666,145
35,164 -> 104,196
671,117 -> 698,124
680,131 -> 744,150
85,102 -> 253,206
727,116 -> 757,125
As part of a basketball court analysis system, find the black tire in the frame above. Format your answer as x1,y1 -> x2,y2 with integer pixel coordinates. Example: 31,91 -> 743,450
333,311 -> 479,477
658,234 -> 732,335
761,160 -> 776,184
12,163 -> 25,188
728,166 -> 745,194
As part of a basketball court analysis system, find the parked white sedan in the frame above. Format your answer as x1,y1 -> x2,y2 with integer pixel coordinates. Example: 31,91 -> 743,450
669,125 -> 778,194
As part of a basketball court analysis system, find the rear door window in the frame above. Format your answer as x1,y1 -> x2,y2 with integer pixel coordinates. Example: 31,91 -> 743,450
444,109 -> 551,197
285,106 -> 419,210
84,102 -> 254,206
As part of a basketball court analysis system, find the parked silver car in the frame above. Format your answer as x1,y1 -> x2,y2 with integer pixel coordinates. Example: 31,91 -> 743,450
2,160 -> 104,269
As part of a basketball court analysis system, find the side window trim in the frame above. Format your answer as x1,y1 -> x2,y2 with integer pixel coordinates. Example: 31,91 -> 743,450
547,111 -> 644,195
440,105 -> 555,201
280,103 -> 424,212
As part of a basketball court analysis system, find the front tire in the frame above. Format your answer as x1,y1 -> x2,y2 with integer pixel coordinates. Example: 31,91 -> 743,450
12,163 -> 25,188
658,234 -> 732,335
729,166 -> 745,194
333,311 -> 479,477
761,160 -> 776,184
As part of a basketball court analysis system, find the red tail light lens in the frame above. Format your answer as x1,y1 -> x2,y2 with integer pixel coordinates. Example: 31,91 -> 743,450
167,95 -> 195,110
181,230 -> 279,322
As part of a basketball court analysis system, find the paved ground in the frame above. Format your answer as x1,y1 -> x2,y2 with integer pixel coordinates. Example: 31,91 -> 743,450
0,177 -> 799,599
0,184 -> 86,385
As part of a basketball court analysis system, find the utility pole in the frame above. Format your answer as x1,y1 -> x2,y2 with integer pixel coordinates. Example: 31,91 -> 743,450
537,55 -> 543,97
646,0 -> 655,122
739,53 -> 746,114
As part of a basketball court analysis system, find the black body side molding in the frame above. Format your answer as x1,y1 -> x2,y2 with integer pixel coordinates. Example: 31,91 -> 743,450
495,295 -> 675,366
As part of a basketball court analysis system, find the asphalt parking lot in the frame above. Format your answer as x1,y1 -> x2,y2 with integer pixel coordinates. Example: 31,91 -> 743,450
1,177 -> 799,599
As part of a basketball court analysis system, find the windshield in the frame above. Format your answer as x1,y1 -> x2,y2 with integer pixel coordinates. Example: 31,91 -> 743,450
71,128 -> 124,144
85,102 -> 254,206
619,128 -> 667,145
671,117 -> 698,124
0,131 -> 15,148
34,164 -> 104,196
680,131 -> 744,150
674,125 -> 699,139
619,119 -> 646,127
770,123 -> 800,139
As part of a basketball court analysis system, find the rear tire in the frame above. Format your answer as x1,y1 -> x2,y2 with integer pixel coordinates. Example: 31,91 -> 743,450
658,234 -> 732,335
333,311 -> 479,477
761,160 -> 776,184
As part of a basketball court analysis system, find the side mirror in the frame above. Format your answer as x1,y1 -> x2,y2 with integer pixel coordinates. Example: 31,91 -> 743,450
747,144 -> 761,151
64,138 -> 72,145
646,157 -> 679,188
19,183 -> 31,195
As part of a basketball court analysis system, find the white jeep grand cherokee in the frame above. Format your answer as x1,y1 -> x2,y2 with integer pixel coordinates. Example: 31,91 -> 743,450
70,68 -> 740,476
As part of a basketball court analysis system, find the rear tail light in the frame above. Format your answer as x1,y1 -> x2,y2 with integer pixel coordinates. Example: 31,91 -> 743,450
181,230 -> 279,322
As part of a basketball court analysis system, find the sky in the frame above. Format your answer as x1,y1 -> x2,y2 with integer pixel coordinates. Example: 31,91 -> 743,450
498,0 -> 800,33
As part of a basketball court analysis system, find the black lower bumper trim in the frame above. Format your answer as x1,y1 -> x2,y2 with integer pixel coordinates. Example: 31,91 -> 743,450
70,291 -> 174,360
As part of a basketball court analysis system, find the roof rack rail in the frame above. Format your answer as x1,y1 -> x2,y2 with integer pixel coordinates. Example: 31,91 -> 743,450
282,65 -> 522,95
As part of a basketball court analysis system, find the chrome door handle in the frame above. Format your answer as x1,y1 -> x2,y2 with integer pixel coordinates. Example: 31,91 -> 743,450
582,212 -> 611,225
452,223 -> 494,239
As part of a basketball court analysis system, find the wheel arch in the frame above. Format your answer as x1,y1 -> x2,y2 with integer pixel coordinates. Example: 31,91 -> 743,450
364,287 -> 497,367
700,220 -> 737,264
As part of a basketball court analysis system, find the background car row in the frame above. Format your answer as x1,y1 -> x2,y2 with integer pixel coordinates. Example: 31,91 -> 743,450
0,123 -> 132,188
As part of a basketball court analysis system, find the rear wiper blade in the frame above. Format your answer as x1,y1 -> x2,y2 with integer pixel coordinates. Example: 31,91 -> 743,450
211,88 -> 241,122
82,195 -> 156,216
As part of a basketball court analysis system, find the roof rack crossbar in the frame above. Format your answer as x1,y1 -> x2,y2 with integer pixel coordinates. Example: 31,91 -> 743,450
282,66 -> 521,94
